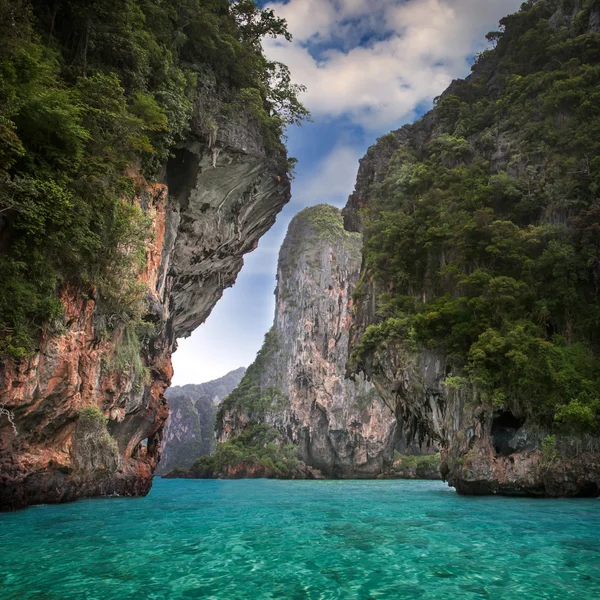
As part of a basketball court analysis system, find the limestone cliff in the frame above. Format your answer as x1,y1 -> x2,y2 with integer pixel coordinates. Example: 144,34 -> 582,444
216,205 -> 399,478
345,0 -> 600,497
0,104 -> 290,510
156,367 -> 246,475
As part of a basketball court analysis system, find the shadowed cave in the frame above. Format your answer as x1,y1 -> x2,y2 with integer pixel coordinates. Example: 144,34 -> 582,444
491,411 -> 525,457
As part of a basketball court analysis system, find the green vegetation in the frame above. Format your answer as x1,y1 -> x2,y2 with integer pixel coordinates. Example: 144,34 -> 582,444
353,0 -> 600,434
73,406 -> 120,474
295,204 -> 360,246
165,466 -> 188,477
182,424 -> 300,478
540,434 -> 559,466
394,450 -> 440,471
392,452 -> 441,477
292,204 -> 361,262
217,329 -> 287,421
107,319 -> 153,382
0,0 -> 306,359
278,205 -> 362,286
540,431 -> 600,461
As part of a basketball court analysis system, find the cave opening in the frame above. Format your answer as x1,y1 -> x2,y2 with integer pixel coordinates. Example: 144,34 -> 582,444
576,482 -> 600,497
491,411 -> 525,457
166,147 -> 200,210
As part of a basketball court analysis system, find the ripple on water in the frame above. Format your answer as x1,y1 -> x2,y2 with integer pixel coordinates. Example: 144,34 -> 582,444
0,479 -> 599,599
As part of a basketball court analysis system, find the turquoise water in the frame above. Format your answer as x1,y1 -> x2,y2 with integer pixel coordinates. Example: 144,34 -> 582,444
0,480 -> 599,599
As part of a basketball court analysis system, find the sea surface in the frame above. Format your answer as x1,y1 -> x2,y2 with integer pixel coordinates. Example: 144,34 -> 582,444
0,479 -> 599,599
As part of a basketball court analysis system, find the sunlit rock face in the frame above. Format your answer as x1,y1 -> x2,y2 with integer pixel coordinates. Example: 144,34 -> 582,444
156,368 -> 246,475
217,205 -> 400,478
344,1 -> 600,497
0,104 -> 290,510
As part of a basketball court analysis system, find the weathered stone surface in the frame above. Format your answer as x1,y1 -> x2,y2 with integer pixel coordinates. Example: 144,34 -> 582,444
156,368 -> 246,475
217,205 -> 400,478
443,437 -> 600,497
0,100 -> 290,510
0,184 -> 172,511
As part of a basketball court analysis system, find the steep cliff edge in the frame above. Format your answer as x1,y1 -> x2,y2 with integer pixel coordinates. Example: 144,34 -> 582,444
345,0 -> 600,496
0,106 -> 290,510
156,368 -> 246,475
214,205 -> 399,478
0,1 -> 298,510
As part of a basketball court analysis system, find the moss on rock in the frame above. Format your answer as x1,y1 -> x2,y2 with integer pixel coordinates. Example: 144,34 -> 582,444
73,407 -> 120,478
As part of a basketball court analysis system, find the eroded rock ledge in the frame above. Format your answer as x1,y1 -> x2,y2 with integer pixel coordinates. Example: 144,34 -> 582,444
0,105 -> 290,510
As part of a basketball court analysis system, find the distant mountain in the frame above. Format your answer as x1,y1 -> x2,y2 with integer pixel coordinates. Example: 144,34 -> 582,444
156,368 -> 246,475
166,367 -> 247,405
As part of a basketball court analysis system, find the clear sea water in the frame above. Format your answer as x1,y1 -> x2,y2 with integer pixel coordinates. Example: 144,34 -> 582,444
1,479 -> 599,599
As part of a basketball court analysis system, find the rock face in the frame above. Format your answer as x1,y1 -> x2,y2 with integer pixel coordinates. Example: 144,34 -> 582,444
163,459 -> 324,481
217,205 -> 400,478
156,367 -> 246,475
344,0 -> 600,497
163,433 -> 326,481
0,101 -> 290,510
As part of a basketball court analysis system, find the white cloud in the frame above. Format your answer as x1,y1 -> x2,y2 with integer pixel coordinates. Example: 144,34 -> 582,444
266,0 -> 523,129
293,144 -> 363,208
270,0 -> 338,41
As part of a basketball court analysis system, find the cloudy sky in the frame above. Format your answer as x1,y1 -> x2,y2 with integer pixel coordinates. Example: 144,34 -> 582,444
171,0 -> 523,385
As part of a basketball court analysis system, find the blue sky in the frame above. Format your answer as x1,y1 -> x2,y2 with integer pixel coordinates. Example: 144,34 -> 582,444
171,0 -> 523,385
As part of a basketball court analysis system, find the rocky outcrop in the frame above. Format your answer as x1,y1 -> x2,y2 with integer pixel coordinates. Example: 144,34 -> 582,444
444,433 -> 600,497
163,456 -> 324,481
344,0 -> 600,497
156,367 -> 246,475
163,422 -> 326,480
0,99 -> 290,510
165,461 -> 324,480
216,205 -> 402,478
164,460 -> 323,480
381,453 -> 441,481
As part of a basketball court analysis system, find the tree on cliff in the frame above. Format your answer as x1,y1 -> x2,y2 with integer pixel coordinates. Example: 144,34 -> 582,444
351,0 -> 600,435
0,0 -> 307,359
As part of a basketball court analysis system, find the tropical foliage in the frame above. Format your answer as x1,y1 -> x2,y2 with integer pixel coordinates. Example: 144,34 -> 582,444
352,0 -> 600,433
171,424 -> 300,478
0,0 -> 306,358
217,329 -> 288,421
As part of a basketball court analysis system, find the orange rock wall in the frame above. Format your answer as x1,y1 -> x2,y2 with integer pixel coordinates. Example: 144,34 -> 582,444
0,184 -> 171,509
0,116 -> 291,509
